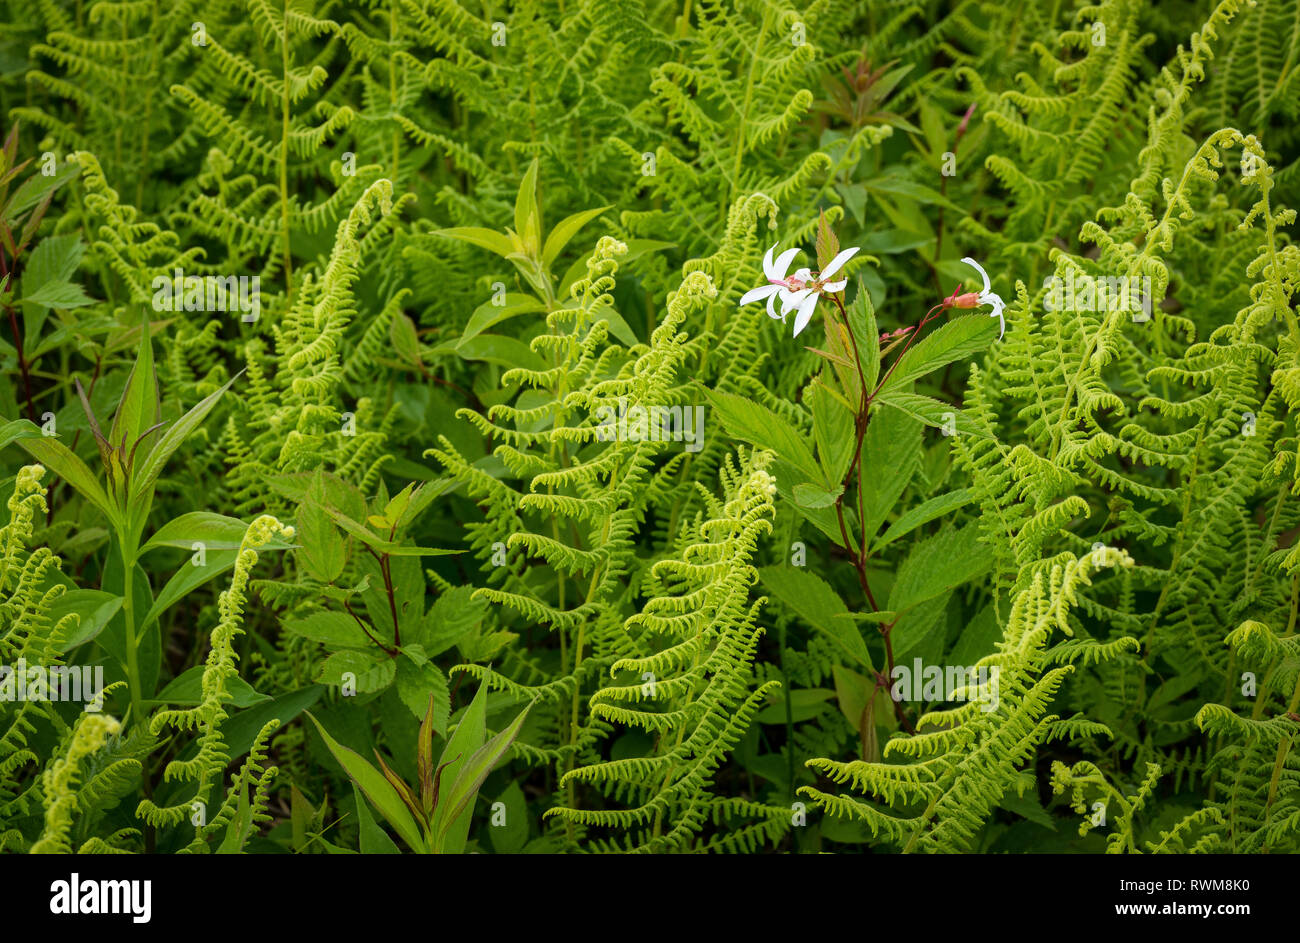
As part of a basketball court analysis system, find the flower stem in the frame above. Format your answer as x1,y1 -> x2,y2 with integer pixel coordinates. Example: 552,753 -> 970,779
827,291 -> 916,733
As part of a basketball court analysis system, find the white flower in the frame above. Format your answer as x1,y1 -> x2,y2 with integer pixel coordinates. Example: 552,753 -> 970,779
739,244 -> 800,320
740,244 -> 861,338
959,256 -> 1006,340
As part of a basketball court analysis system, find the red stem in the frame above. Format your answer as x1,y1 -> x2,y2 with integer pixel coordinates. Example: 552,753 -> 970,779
827,291 -> 924,733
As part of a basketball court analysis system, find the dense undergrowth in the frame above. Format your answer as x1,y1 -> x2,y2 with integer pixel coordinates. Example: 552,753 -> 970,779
0,0 -> 1298,854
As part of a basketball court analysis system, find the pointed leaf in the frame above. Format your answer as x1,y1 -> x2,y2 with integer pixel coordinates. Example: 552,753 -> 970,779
140,512 -> 250,554
110,315 -> 159,456
436,701 -> 532,848
430,678 -> 490,852
541,205 -> 610,267
131,373 -> 239,503
514,158 -> 541,254
876,314 -> 996,395
434,227 -> 516,258
307,712 -> 426,852
354,784 -> 401,854
3,419 -> 115,521
759,566 -> 873,671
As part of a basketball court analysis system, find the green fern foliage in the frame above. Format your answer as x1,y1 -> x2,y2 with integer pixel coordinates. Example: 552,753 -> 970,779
1,0 -> 1298,861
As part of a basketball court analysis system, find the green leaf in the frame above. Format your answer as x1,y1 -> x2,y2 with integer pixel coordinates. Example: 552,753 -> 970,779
222,685 -> 323,762
410,585 -> 486,656
947,602 -> 1004,668
0,418 -> 44,451
396,657 -> 450,730
21,234 -> 83,293
315,650 -> 395,693
875,389 -> 990,438
587,299 -> 640,347
918,99 -> 950,159
699,387 -> 821,485
434,226 -> 516,258
4,158 -> 79,222
21,279 -> 93,309
430,678 -> 490,853
833,665 -> 871,733
876,314 -> 997,396
872,489 -> 974,552
307,712 -> 426,853
865,168 -> 958,210
152,664 -> 269,708
319,504 -> 459,557
49,589 -> 122,652
140,512 -> 249,554
514,158 -> 542,254
215,782 -> 254,854
858,228 -> 933,255
20,234 -> 89,347
3,422 -> 115,522
459,294 -> 546,347
793,481 -> 842,508
383,487 -> 413,527
815,210 -> 840,272
1000,789 -> 1057,831
284,611 -> 372,649
849,285 -> 880,396
831,665 -> 898,759
354,784 -> 401,854
295,479 -> 346,582
488,781 -> 530,854
542,205 -> 610,268
887,523 -> 991,614
859,406 -> 922,540
759,567 -> 873,671
892,591 -> 952,664
444,333 -> 547,372
390,312 -> 423,367
141,549 -> 237,630
756,687 -> 834,724
808,378 -> 854,486
267,471 -> 366,521
435,700 -> 531,851
837,183 -> 868,227
131,373 -> 239,503
109,314 -> 159,461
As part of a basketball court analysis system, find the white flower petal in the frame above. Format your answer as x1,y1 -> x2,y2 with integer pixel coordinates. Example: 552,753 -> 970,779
767,247 -> 800,280
766,291 -> 783,320
821,278 -> 847,293
961,256 -> 991,295
780,287 -> 813,314
820,246 -> 861,280
792,293 -> 819,338
739,284 -> 779,306
792,267 -> 813,282
986,295 -> 1006,340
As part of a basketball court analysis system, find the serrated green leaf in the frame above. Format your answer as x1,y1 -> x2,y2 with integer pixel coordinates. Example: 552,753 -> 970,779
759,566 -> 872,671
876,314 -> 997,396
